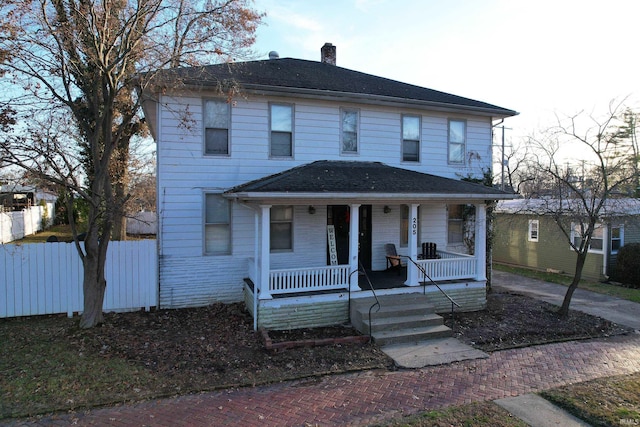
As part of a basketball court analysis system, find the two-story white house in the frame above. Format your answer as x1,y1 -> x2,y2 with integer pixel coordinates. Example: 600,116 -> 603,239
141,43 -> 518,331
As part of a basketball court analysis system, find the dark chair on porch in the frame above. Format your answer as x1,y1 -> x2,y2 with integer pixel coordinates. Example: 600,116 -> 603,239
420,242 -> 440,259
385,243 -> 406,275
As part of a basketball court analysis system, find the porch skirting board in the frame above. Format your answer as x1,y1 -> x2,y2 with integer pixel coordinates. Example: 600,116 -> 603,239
244,281 -> 487,330
244,285 -> 350,330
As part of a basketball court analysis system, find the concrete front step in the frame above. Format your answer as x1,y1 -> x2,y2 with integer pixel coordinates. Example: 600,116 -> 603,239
372,324 -> 453,346
350,293 -> 453,346
360,313 -> 445,335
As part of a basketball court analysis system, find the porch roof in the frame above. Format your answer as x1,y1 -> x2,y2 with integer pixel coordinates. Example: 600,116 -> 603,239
225,161 -> 518,203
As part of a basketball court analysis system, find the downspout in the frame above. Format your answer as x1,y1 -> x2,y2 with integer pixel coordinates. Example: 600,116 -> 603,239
602,223 -> 609,279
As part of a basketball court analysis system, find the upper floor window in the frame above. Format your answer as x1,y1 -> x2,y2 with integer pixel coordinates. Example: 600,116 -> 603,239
571,222 -> 604,253
341,108 -> 359,154
204,194 -> 231,255
448,119 -> 466,164
203,99 -> 230,155
447,204 -> 464,244
270,104 -> 293,157
528,219 -> 539,242
270,206 -> 293,251
611,225 -> 623,253
402,115 -> 421,162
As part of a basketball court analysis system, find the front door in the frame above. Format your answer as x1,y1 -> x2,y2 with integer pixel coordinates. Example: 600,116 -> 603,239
327,205 -> 372,269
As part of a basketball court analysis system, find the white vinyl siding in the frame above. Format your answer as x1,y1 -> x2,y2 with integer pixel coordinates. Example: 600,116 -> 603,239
203,99 -> 230,155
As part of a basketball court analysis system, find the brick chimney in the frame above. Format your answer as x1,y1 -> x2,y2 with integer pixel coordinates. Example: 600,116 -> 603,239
321,43 -> 336,65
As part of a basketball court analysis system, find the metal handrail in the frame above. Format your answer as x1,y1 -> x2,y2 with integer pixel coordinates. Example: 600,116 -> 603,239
402,255 -> 460,322
349,262 -> 380,340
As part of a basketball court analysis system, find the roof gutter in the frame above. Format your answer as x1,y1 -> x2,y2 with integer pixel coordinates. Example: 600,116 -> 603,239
179,81 -> 519,119
225,191 -> 519,203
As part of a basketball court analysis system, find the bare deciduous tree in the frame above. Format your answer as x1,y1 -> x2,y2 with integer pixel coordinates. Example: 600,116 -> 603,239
0,0 -> 263,327
526,100 -> 638,316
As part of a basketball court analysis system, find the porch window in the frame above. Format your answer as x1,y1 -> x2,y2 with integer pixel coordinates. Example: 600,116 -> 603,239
270,206 -> 293,251
448,119 -> 466,164
571,222 -> 604,253
528,219 -> 539,242
447,204 -> 464,244
611,225 -> 623,253
203,99 -> 230,155
400,205 -> 420,247
341,108 -> 359,154
402,115 -> 420,162
204,194 -> 231,255
270,104 -> 293,157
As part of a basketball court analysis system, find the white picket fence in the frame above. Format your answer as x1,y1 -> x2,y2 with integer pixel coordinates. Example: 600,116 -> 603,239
0,240 -> 157,318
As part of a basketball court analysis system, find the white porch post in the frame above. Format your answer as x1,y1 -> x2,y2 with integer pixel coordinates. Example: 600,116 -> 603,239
406,203 -> 420,286
259,205 -> 272,299
474,203 -> 487,282
349,204 -> 361,291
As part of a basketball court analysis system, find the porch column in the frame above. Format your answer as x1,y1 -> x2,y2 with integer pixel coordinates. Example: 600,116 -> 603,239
349,204 -> 361,291
474,203 -> 487,282
259,205 -> 272,299
405,203 -> 420,286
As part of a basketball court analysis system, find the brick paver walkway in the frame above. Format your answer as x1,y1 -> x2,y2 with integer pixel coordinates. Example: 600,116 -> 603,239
6,334 -> 640,427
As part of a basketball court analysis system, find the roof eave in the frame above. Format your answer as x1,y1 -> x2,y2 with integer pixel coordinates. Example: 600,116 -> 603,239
225,191 -> 519,204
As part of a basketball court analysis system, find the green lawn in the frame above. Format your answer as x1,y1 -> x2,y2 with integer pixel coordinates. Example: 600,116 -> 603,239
493,263 -> 640,303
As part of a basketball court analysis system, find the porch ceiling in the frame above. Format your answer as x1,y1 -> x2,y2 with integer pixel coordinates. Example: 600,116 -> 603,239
225,161 -> 518,204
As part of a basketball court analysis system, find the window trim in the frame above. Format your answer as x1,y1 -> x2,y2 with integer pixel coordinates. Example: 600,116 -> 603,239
401,114 -> 421,162
528,219 -> 539,242
203,98 -> 230,156
203,193 -> 232,256
340,107 -> 359,155
448,118 -> 467,165
269,103 -> 294,158
270,205 -> 294,252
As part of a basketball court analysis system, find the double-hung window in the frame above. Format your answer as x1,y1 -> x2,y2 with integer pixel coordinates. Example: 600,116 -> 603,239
528,219 -> 539,242
341,108 -> 359,154
204,99 -> 230,155
611,225 -> 623,253
448,119 -> 466,164
270,104 -> 293,157
402,115 -> 420,162
270,206 -> 293,251
447,204 -> 464,244
204,194 -> 231,255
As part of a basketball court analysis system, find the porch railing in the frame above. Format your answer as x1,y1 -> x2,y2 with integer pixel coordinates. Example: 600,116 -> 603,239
269,265 -> 350,296
416,250 -> 476,282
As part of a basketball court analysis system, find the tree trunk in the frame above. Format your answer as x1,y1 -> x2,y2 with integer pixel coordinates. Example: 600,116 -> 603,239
558,251 -> 587,317
79,242 -> 107,328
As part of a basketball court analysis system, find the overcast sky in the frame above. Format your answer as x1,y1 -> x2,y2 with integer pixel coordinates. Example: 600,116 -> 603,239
251,0 -> 640,143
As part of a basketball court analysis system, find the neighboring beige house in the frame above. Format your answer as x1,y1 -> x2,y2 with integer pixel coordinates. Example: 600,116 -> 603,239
493,198 -> 640,281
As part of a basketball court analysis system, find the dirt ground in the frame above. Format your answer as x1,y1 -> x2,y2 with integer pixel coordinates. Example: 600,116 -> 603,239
70,288 -> 631,393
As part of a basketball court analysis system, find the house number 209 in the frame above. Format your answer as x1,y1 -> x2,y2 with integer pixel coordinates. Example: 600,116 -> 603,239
412,217 -> 418,235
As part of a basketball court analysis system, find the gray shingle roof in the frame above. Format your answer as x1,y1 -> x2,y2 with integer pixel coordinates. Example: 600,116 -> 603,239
226,161 -> 515,200
157,58 -> 516,117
